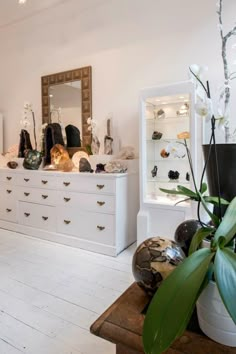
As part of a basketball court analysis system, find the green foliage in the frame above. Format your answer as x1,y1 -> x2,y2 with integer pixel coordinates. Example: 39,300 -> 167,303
143,194 -> 236,354
143,249 -> 214,354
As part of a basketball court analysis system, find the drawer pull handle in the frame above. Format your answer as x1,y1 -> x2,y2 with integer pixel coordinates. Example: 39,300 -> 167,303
64,220 -> 71,225
64,197 -> 71,202
7,190 -> 12,194
24,178 -> 29,182
42,216 -> 48,221
41,180 -> 48,185
96,184 -> 104,190
6,208 -> 12,213
42,195 -> 48,199
97,201 -> 105,206
6,177 -> 12,181
63,182 -> 70,187
24,212 -> 30,217
24,192 -> 30,197
97,225 -> 105,231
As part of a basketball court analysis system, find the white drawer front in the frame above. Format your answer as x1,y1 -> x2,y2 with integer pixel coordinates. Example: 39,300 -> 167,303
0,172 -> 17,185
19,202 -> 56,232
0,201 -> 17,222
57,175 -> 115,194
0,184 -> 18,201
18,187 -> 57,206
57,208 -> 115,245
18,173 -> 57,189
57,191 -> 115,213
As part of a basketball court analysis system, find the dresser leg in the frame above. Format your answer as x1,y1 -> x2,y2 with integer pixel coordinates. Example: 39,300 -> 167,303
116,343 -> 143,354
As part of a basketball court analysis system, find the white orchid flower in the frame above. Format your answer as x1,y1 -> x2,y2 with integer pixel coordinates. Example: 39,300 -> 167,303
195,97 -> 212,122
189,64 -> 208,81
87,117 -> 92,125
24,102 -> 32,111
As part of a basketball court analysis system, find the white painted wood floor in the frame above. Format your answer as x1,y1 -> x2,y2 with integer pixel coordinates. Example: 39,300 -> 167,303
0,229 -> 136,354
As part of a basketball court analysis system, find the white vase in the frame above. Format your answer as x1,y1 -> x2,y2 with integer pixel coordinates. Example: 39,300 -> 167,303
197,280 -> 236,347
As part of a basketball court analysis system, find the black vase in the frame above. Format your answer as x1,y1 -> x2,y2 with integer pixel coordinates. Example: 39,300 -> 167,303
203,143 -> 236,215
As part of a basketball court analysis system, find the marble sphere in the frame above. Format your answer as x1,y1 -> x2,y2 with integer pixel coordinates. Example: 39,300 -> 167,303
174,219 -> 202,255
132,237 -> 185,295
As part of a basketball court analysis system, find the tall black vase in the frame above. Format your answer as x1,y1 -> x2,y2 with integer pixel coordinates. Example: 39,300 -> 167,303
203,143 -> 236,216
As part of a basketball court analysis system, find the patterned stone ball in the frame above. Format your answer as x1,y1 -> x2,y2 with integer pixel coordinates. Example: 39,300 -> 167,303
132,237 -> 185,295
174,219 -> 202,255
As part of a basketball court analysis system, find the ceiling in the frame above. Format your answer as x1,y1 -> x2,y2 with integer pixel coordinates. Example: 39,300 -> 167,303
0,0 -> 69,28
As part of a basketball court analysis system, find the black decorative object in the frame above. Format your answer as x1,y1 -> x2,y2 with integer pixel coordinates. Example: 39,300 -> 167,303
7,161 -> 18,169
95,163 -> 106,173
18,129 -> 33,158
79,158 -> 92,172
132,237 -> 185,295
151,165 -> 158,178
168,170 -> 180,180
23,150 -> 42,170
174,219 -> 202,255
186,172 -> 190,181
203,144 -> 236,217
44,123 -> 65,165
152,131 -> 163,140
157,109 -> 165,119
65,125 -> 81,147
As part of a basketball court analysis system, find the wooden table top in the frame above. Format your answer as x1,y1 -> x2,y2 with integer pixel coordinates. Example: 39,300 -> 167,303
90,282 -> 236,354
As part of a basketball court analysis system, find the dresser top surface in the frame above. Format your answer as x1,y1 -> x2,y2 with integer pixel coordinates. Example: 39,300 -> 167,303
0,168 -> 129,179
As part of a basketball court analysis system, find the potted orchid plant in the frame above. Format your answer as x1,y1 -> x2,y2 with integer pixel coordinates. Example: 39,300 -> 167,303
142,1 -> 236,352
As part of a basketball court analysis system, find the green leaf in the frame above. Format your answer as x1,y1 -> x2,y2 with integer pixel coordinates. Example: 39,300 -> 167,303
199,194 -> 220,227
214,196 -> 236,244
188,227 -> 214,255
143,249 -> 214,354
176,185 -> 199,199
203,196 -> 229,206
215,248 -> 236,325
159,187 -> 187,196
200,182 -> 207,194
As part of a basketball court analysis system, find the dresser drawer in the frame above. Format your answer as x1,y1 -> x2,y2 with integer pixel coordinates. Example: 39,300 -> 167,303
57,208 -> 115,245
0,171 -> 17,185
19,202 -> 56,231
18,173 -> 57,189
18,187 -> 57,206
0,184 -> 18,201
0,202 -> 17,222
57,191 -> 115,213
57,175 -> 116,194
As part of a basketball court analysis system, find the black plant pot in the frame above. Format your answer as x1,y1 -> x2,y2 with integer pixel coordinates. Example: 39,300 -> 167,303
203,143 -> 236,216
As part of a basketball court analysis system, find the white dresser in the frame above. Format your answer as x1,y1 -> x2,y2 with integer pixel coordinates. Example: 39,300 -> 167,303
0,169 -> 139,256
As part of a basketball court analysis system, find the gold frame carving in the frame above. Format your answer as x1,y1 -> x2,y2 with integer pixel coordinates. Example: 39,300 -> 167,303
41,66 -> 92,146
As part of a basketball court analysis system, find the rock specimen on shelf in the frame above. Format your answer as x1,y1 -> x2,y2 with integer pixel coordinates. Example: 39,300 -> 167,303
79,158 -> 92,172
152,131 -> 163,140
104,160 -> 127,173
7,161 -> 18,169
151,165 -> 158,177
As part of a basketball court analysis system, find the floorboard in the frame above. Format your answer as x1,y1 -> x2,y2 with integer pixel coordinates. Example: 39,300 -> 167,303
0,229 -> 136,353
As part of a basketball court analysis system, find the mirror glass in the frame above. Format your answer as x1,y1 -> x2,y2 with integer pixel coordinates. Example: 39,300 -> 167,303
41,66 -> 92,147
49,81 -> 82,133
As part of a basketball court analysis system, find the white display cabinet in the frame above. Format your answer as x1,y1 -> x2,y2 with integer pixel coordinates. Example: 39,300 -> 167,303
137,81 -> 200,244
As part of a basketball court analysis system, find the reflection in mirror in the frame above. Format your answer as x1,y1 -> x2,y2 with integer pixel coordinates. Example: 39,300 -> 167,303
49,81 -> 82,133
41,66 -> 92,147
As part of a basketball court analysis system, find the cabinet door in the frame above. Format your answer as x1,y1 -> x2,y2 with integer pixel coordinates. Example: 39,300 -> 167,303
140,81 -> 197,206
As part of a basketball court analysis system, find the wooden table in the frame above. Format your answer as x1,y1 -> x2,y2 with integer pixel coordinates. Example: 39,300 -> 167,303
90,282 -> 236,354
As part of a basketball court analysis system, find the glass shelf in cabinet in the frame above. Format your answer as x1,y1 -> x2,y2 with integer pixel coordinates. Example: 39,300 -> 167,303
146,115 -> 189,122
147,178 -> 190,184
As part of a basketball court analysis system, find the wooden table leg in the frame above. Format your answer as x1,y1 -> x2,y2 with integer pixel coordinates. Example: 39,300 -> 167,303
116,343 -> 144,354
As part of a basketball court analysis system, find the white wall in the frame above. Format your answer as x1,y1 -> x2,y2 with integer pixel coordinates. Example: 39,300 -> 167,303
0,0 -> 235,152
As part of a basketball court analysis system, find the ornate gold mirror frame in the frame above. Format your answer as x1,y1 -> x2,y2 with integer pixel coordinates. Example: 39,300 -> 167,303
41,66 -> 92,146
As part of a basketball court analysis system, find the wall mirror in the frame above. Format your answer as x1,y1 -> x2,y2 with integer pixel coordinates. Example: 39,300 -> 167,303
41,66 -> 92,147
